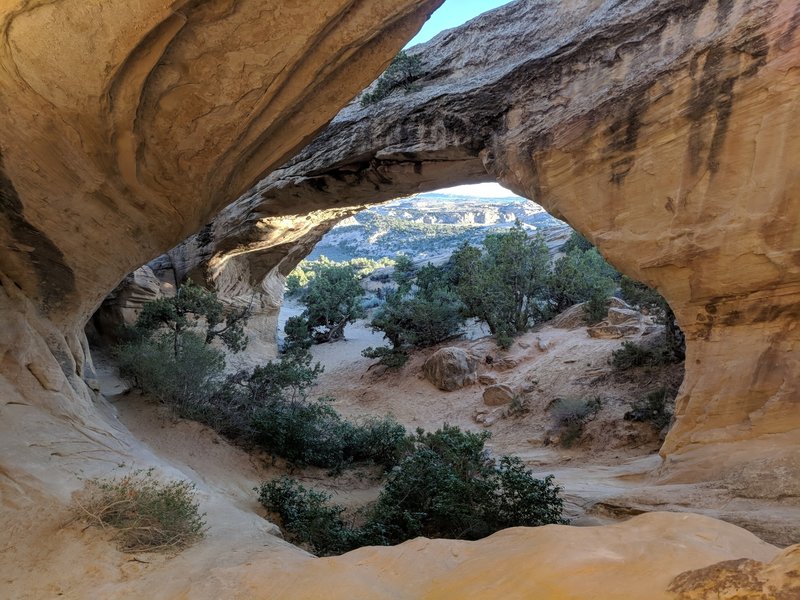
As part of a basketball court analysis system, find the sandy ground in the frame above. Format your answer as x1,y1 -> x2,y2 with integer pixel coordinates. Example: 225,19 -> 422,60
104,305 -> 799,547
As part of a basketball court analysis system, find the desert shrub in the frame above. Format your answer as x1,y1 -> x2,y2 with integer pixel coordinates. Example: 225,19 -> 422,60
583,293 -> 610,325
73,470 -> 205,552
560,230 -> 593,254
257,425 -> 566,556
117,332 -> 225,418
610,340 -> 659,370
216,354 -> 406,470
549,247 -> 617,320
118,281 -> 249,417
296,264 -> 365,343
369,287 -> 464,350
256,477 -> 356,556
131,280 -> 250,353
624,387 -> 675,431
361,346 -> 409,368
549,397 -> 602,447
360,51 -> 424,106
282,315 -> 313,355
341,417 -> 412,471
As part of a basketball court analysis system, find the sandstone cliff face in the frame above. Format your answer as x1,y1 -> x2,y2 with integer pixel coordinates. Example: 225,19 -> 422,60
192,0 -> 800,482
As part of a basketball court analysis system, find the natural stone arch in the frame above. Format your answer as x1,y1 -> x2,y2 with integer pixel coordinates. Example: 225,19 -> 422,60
178,0 -> 800,485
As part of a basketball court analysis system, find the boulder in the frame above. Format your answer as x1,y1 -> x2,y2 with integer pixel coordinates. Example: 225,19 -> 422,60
606,307 -> 642,325
478,374 -> 498,385
423,348 -> 478,392
483,383 -> 515,406
551,303 -> 587,329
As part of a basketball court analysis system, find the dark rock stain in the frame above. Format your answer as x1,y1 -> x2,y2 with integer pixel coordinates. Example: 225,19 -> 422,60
0,154 -> 75,312
716,0 -> 734,27
778,4 -> 800,51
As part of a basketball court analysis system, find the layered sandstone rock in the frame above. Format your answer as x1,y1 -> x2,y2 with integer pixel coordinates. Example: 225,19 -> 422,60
191,0 -> 800,482
1,0 -> 799,597
0,0 -> 444,407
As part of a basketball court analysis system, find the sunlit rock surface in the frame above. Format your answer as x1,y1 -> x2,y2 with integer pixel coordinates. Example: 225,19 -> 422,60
1,0 -> 799,597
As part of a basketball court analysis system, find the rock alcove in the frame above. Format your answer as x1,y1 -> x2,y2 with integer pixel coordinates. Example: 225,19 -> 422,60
0,0 -> 798,597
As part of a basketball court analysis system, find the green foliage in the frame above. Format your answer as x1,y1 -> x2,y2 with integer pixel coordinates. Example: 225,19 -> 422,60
282,315 -> 313,355
624,387 -> 675,431
120,286 -> 404,472
609,340 -> 675,371
361,346 -> 409,368
286,256 -> 394,297
560,230 -> 593,254
360,51 -> 424,106
549,248 -> 617,322
217,353 -> 406,470
257,425 -> 566,556
297,264 -> 365,343
117,332 -> 225,417
549,397 -> 602,448
450,223 -> 551,345
74,470 -> 205,552
256,478 -> 355,556
132,281 -> 249,354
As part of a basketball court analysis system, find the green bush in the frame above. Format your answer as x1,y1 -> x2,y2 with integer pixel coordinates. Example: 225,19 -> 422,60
549,247 -> 617,318
549,397 -> 602,447
117,332 -> 225,418
257,477 -> 355,556
624,387 -> 675,431
282,315 -> 313,355
131,280 -> 250,353
73,470 -> 205,552
217,354 -> 406,470
296,264 -> 365,343
360,51 -> 424,106
257,425 -> 566,556
361,346 -> 409,368
450,223 -> 552,346
610,340 -> 658,370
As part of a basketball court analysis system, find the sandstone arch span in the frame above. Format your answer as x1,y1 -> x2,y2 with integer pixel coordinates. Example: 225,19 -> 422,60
181,0 -> 800,484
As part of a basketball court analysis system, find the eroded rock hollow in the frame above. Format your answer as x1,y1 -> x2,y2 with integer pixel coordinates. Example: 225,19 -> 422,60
1,0 -> 799,597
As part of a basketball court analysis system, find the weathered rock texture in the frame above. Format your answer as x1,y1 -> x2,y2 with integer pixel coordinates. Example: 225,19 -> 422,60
0,0 -> 444,407
1,0 -> 799,596
423,347 -> 479,391
192,0 -> 800,483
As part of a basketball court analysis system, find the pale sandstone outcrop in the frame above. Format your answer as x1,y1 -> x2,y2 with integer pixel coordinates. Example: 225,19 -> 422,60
191,0 -> 800,484
0,0 -> 798,597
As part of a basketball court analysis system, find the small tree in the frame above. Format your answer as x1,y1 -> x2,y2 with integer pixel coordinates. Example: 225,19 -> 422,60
118,282 -> 250,416
450,223 -> 551,347
360,51 -> 424,106
133,280 -> 250,355
296,265 -> 365,343
549,247 -> 617,323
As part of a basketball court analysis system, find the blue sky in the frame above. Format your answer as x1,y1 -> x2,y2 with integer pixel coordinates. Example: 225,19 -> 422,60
406,0 -> 513,47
